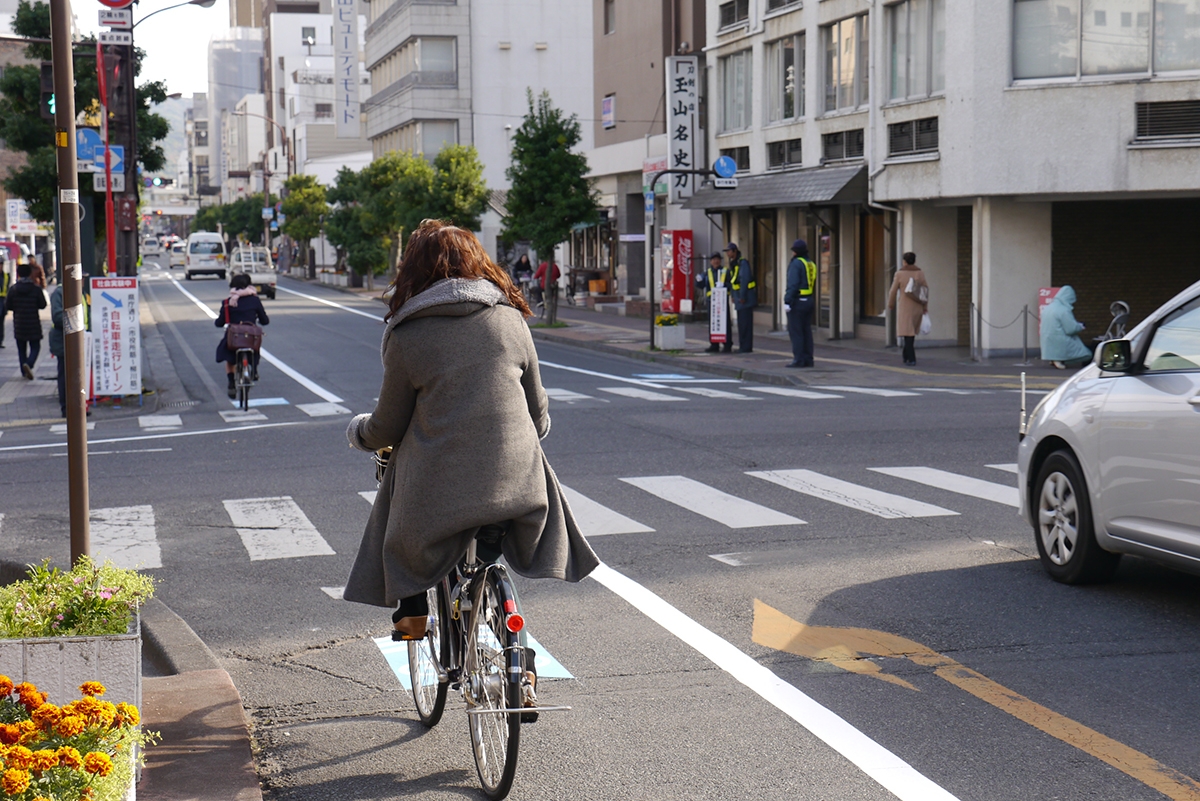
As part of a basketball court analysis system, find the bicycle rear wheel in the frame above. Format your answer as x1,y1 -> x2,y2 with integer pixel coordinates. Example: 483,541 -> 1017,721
238,353 -> 252,411
408,584 -> 449,727
467,570 -> 521,800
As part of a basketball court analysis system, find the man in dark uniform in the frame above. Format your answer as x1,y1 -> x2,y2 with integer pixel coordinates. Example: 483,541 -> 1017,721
784,239 -> 817,367
699,252 -> 732,352
726,242 -> 756,353
0,254 -> 9,348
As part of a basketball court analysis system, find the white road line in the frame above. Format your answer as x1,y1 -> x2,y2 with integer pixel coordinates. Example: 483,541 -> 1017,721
869,467 -> 1020,508
545,388 -> 598,403
220,409 -> 269,423
139,414 -> 183,428
620,475 -> 804,528
987,463 -> 1019,474
708,553 -> 747,566
276,284 -> 385,320
296,402 -> 351,417
222,496 -> 336,561
743,386 -> 844,400
91,505 -> 162,569
50,423 -> 95,434
589,563 -> 961,801
672,386 -> 760,400
813,386 -> 921,397
321,586 -> 345,600
598,387 -> 687,402
539,361 -> 672,389
51,448 -> 173,457
234,397 -> 289,408
168,277 -> 344,403
910,388 -> 990,395
749,469 -> 958,519
560,485 -> 654,537
0,422 -> 303,452
359,490 -> 377,504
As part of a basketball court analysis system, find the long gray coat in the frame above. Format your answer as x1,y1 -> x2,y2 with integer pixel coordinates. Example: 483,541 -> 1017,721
344,278 -> 599,607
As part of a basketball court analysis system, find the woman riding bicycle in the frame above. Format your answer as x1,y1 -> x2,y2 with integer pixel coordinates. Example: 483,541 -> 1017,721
215,273 -> 269,398
344,219 -> 599,640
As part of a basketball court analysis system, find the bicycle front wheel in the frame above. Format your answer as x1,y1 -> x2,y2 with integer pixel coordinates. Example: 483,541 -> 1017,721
408,584 -> 448,727
467,570 -> 521,799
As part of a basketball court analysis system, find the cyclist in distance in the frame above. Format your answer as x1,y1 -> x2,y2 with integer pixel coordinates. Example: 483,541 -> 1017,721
344,219 -> 599,640
215,273 -> 268,397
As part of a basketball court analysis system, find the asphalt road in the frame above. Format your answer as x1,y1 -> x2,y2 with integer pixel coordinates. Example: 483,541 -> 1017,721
2,261 -> 1198,801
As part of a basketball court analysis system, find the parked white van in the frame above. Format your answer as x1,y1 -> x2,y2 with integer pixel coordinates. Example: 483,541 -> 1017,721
185,232 -> 227,280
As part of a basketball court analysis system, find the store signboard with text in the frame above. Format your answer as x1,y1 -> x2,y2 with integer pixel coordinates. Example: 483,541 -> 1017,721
90,277 -> 141,396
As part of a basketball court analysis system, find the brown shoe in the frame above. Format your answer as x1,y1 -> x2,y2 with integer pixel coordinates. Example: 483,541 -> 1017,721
391,615 -> 427,641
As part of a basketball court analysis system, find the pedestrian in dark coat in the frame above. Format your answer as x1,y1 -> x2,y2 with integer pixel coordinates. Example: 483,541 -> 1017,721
726,242 -> 757,353
49,284 -> 65,416
344,219 -> 599,640
0,256 -> 11,349
215,273 -> 269,397
887,252 -> 929,366
784,239 -> 817,368
6,263 -> 46,379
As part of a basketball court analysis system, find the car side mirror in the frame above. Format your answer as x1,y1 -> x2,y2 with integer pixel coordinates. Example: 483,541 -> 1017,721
1099,339 -> 1132,372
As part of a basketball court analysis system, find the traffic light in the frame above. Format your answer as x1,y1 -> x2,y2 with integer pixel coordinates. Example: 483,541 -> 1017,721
39,61 -> 54,121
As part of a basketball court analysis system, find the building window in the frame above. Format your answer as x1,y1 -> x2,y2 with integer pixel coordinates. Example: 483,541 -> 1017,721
821,129 -> 864,161
767,0 -> 799,10
371,37 -> 457,94
315,103 -> 333,119
301,26 -> 316,45
766,33 -> 805,123
767,137 -> 802,168
720,146 -> 750,171
604,0 -> 616,35
1013,0 -> 1197,79
719,0 -> 750,29
375,120 -> 459,159
720,49 -> 753,131
1135,100 -> 1200,139
888,116 -> 939,156
824,14 -> 869,113
888,0 -> 945,100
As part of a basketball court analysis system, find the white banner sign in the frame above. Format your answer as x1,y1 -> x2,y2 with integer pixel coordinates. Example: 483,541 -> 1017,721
5,199 -> 37,234
666,55 -> 699,202
332,0 -> 361,139
90,277 -> 141,396
710,285 -> 728,343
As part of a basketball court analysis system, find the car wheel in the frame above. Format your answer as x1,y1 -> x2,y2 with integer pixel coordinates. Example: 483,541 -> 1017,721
184,272 -> 192,280
1033,449 -> 1119,584
219,271 -> 227,281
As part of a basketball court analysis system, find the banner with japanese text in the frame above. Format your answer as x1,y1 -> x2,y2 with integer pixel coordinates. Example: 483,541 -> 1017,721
333,0 -> 361,138
90,277 -> 141,396
666,55 -> 699,203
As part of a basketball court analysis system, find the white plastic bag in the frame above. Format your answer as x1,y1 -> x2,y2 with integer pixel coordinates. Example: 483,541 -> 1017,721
919,313 -> 932,336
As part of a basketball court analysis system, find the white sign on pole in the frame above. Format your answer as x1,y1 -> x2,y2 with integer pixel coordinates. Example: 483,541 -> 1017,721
710,285 -> 729,344
98,30 -> 132,45
5,199 -> 37,234
666,55 -> 699,202
90,277 -> 141,396
93,172 -> 126,193
98,9 -> 132,28
332,0 -> 361,139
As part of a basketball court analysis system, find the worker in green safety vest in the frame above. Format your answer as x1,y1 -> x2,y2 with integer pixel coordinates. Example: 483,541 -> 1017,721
0,254 -> 10,349
784,239 -> 817,368
701,251 -> 733,353
725,242 -> 757,353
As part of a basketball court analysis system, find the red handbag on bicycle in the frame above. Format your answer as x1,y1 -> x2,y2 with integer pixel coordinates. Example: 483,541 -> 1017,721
224,300 -> 263,351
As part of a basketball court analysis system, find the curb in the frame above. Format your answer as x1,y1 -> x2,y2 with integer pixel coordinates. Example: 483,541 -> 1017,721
140,598 -> 222,675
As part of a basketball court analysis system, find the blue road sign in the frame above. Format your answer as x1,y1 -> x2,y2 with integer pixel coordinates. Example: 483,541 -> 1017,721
644,191 -> 655,214
76,129 -> 102,164
93,145 -> 124,174
713,156 -> 737,179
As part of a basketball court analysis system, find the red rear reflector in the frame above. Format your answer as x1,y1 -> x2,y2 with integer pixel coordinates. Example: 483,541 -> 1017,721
505,613 -> 525,633
503,599 -> 517,614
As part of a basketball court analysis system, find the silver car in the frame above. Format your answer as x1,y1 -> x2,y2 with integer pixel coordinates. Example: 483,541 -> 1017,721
1018,279 -> 1200,583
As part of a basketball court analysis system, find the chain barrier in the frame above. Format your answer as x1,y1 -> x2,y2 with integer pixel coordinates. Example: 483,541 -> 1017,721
971,303 -> 1037,364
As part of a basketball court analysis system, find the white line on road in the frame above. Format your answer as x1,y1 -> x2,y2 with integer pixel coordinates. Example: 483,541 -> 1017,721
220,409 -> 269,423
813,386 -> 921,397
743,387 -> 844,400
139,414 -> 183,429
589,563 -> 961,801
359,490 -> 377,504
223,496 -> 336,561
321,586 -> 345,599
91,505 -> 162,569
50,423 -> 95,434
560,485 -> 654,536
869,467 -> 1020,507
748,469 -> 959,519
545,388 -> 599,403
672,386 -> 760,400
987,463 -> 1019,474
620,475 -> 805,528
276,284 -> 385,320
598,387 -> 687,402
168,277 -> 344,403
0,422 -> 303,452
297,402 -> 351,417
539,361 -> 673,389
911,388 -> 990,395
51,448 -> 173,457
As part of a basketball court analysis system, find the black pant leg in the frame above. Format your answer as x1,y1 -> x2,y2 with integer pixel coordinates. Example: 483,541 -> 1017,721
393,592 -> 431,622
786,307 -> 803,362
16,339 -> 28,367
737,309 -> 753,351
902,336 -> 916,363
27,339 -> 39,368
56,354 -> 65,415
796,301 -> 815,365
0,303 -> 6,343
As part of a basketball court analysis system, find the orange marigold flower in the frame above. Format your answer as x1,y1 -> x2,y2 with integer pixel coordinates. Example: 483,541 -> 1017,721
0,726 -> 19,746
114,703 -> 140,726
5,746 -> 33,770
1,768 -> 30,796
31,703 -> 61,729
78,682 -> 105,698
55,716 -> 85,738
14,721 -> 37,745
33,797 -> 52,801
12,682 -> 37,696
30,750 -> 57,772
82,752 -> 112,777
0,677 -> 12,697
55,746 -> 82,770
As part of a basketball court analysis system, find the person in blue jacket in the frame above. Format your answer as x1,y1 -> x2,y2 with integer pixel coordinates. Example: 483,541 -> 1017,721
783,239 -> 817,367
1040,286 -> 1093,368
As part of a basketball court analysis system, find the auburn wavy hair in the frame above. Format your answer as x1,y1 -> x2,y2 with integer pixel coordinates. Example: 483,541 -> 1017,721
385,219 -> 531,321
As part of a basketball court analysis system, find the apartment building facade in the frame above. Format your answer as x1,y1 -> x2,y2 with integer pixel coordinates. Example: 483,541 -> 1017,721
688,0 -> 1200,354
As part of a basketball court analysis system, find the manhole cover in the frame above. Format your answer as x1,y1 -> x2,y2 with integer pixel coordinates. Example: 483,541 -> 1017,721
160,400 -> 201,409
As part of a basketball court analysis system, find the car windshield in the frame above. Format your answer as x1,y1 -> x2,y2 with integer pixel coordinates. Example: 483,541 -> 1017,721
190,241 -> 222,254
1144,298 -> 1200,372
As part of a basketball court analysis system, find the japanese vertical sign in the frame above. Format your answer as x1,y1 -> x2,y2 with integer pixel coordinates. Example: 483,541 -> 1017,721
333,0 -> 361,138
90,277 -> 141,396
666,55 -> 699,203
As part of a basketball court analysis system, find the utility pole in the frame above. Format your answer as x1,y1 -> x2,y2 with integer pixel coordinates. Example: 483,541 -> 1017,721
49,0 -> 90,561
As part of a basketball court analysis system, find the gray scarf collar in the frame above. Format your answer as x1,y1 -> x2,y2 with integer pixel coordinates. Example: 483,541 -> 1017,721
382,277 -> 509,348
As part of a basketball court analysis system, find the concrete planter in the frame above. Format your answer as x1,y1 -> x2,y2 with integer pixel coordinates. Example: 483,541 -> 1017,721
319,271 -> 349,287
654,324 -> 686,350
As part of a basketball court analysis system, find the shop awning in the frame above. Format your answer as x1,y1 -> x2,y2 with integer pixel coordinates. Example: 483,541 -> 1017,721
681,164 -> 866,211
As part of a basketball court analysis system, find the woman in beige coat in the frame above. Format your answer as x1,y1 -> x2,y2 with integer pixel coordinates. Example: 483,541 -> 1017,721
887,252 -> 929,366
345,220 -> 599,640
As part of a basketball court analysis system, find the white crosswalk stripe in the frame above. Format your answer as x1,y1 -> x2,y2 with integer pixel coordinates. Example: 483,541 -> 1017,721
743,386 -> 843,399
869,467 -> 1019,507
748,469 -> 958,519
672,386 -> 760,400
813,386 -> 921,397
220,409 -> 268,423
987,463 -> 1019,474
911,388 -> 991,395
222,496 -> 336,560
561,485 -> 654,536
359,490 -> 377,505
546,388 -> 599,403
598,387 -> 687,402
91,505 -> 162,569
296,402 -> 351,417
139,414 -> 183,429
620,475 -> 805,528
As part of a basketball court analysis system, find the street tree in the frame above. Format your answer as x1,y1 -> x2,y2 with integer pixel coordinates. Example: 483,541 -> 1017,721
193,194 -> 267,247
281,174 -> 328,278
503,89 -> 598,323
428,144 -> 489,232
325,167 -> 389,289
